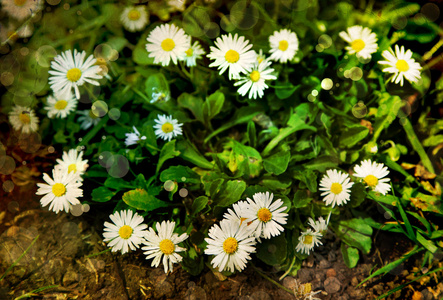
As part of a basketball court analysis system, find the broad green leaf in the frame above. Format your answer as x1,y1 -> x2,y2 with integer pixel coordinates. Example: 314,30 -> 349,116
91,187 -> 115,202
214,180 -> 247,207
247,121 -> 257,148
262,176 -> 292,190
176,140 -> 213,169
293,189 -> 312,208
160,165 -> 201,184
104,177 -> 133,190
133,44 -> 155,65
203,90 -> 224,124
274,82 -> 300,99
157,140 -> 180,173
292,170 -> 317,193
221,140 -> 262,178
191,196 -> 209,216
372,93 -> 402,142
144,73 -> 169,102
263,150 -> 290,175
304,155 -> 339,172
177,93 -> 204,123
341,243 -> 359,268
422,135 -> 443,147
349,183 -> 367,208
181,248 -> 204,276
122,188 -> 170,211
256,234 -> 287,265
339,125 -> 369,148
335,218 -> 373,254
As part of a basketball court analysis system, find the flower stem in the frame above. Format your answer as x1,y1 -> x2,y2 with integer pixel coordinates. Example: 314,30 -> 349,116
251,263 -> 295,296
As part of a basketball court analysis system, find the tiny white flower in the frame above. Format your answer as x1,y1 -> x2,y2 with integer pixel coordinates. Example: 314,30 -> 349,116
234,60 -> 277,99
268,29 -> 299,63
339,25 -> 378,60
378,45 -> 422,86
145,23 -> 191,66
49,49 -> 103,99
125,126 -> 146,146
295,229 -> 323,255
142,220 -> 188,274
181,41 -> 205,67
77,109 -> 101,130
319,169 -> 354,208
8,105 -> 39,134
243,191 -> 288,239
255,49 -> 267,64
207,33 -> 256,80
308,213 -> 331,235
153,114 -> 183,142
55,149 -> 89,178
103,210 -> 148,254
167,0 -> 186,12
151,87 -> 170,103
205,219 -> 256,273
353,159 -> 391,195
0,0 -> 43,21
120,6 -> 149,32
44,92 -> 77,119
36,168 -> 83,214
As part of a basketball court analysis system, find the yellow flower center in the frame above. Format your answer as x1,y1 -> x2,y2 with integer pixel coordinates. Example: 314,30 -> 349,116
159,239 -> 175,255
19,112 -> 31,124
52,183 -> 66,197
225,49 -> 240,63
278,40 -> 289,51
68,163 -> 77,173
223,237 -> 238,254
395,59 -> 409,72
257,208 -> 272,223
161,122 -> 174,133
127,9 -> 141,21
303,283 -> 312,295
66,68 -> 82,82
54,100 -> 68,110
161,38 -> 175,52
330,182 -> 343,195
351,39 -> 365,52
364,175 -> 378,187
118,225 -> 133,239
303,234 -> 313,245
249,70 -> 260,82
185,48 -> 193,57
14,0 -> 27,6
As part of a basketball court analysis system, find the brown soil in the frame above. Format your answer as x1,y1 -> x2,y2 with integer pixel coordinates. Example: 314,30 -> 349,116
1,183 -> 442,300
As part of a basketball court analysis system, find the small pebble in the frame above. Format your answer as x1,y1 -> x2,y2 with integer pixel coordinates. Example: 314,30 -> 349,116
319,259 -> 331,269
326,268 -> 336,278
324,277 -> 341,294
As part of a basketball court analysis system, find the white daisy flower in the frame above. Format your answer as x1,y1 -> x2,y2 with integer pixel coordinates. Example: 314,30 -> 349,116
145,23 -> 191,67
77,109 -> 100,130
103,210 -> 148,254
120,6 -> 148,32
205,219 -> 256,273
153,114 -> 183,142
8,105 -> 39,134
181,41 -> 205,67
243,191 -> 288,239
223,201 -> 249,226
268,29 -> 299,63
378,45 -> 422,86
234,60 -> 277,99
319,169 -> 354,208
44,92 -> 77,119
353,159 -> 391,195
125,126 -> 147,146
36,168 -> 83,214
207,33 -> 256,80
308,213 -> 331,235
0,0 -> 43,21
295,229 -> 323,255
255,49 -> 267,64
55,149 -> 88,178
48,49 -> 103,99
339,25 -> 378,60
142,220 -> 188,274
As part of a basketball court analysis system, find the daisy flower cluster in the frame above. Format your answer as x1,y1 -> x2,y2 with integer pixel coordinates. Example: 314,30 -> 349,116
339,25 -> 422,86
36,149 -> 88,214
205,192 -> 288,272
103,212 -> 188,274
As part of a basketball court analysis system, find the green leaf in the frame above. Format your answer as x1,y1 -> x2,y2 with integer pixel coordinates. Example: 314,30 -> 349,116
214,180 -> 247,207
422,135 -> 443,147
341,243 -> 359,268
335,218 -> 373,254
339,125 -> 369,148
372,93 -> 403,142
274,82 -> 300,99
176,140 -> 213,169
293,189 -> 312,209
256,234 -> 287,265
160,165 -> 201,184
122,188 -> 170,211
203,90 -> 224,124
91,187 -> 115,202
144,73 -> 170,102
54,130 -> 67,144
181,248 -> 204,276
104,177 -> 133,190
157,140 -> 180,173
133,44 -> 155,65
191,196 -> 209,216
177,93 -> 204,123
304,155 -> 339,172
349,183 -> 367,208
220,140 -> 262,178
263,150 -> 290,176
105,36 -> 127,52
247,121 -> 257,148
416,232 -> 437,253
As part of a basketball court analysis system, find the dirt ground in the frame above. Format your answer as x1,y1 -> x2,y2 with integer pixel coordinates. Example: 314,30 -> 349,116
1,181 -> 443,300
